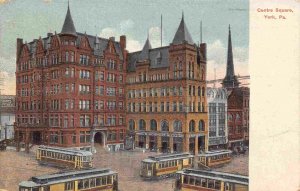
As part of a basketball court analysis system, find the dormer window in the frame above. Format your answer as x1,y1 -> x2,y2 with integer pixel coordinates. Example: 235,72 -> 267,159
156,57 -> 161,65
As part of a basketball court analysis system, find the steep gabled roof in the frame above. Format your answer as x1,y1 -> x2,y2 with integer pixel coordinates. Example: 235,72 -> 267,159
138,37 -> 152,61
61,3 -> 77,36
172,14 -> 194,45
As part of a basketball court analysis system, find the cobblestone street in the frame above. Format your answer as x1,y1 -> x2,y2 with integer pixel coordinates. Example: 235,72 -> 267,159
0,146 -> 248,191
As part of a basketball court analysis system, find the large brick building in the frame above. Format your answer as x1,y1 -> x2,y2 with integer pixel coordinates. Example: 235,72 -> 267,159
15,4 -> 127,152
222,26 -> 250,150
126,15 -> 209,154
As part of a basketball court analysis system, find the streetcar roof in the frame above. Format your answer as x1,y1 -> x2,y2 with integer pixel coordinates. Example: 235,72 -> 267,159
197,150 -> 232,157
143,153 -> 194,163
38,145 -> 92,156
19,168 -> 117,187
177,169 -> 248,185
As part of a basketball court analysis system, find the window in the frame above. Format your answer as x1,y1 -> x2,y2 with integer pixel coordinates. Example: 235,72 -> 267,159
202,87 -> 205,96
129,119 -> 135,131
65,181 -> 74,190
199,120 -> 205,131
173,120 -> 182,132
179,87 -> 183,96
228,114 -> 233,121
189,120 -> 195,132
149,102 -> 152,112
150,119 -> 157,131
139,119 -> 146,131
166,102 -> 170,112
173,102 -> 177,112
161,120 -> 169,132
160,102 -> 164,112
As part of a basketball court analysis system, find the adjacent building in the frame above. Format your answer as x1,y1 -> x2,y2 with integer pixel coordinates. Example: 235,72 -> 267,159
206,87 -> 228,150
15,4 -> 127,152
222,26 -> 250,150
126,15 -> 209,154
0,95 -> 16,141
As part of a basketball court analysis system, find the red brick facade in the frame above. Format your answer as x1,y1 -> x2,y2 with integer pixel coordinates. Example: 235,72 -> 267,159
125,16 -> 209,154
15,6 -> 127,152
227,87 -> 249,149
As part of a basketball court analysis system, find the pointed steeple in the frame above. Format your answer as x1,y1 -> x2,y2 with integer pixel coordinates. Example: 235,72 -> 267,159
61,1 -> 77,36
172,13 -> 194,45
138,35 -> 152,61
222,25 -> 240,89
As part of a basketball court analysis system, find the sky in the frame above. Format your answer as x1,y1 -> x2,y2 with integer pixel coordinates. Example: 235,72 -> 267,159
0,0 -> 249,95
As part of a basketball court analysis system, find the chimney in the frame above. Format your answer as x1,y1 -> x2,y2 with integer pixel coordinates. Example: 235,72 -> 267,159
200,43 -> 207,61
109,37 -> 115,41
16,38 -> 23,62
120,35 -> 126,51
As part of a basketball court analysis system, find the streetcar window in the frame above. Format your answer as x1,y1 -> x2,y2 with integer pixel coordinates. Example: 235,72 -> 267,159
201,178 -> 207,187
183,176 -> 188,184
215,181 -> 221,189
225,182 -> 232,190
102,176 -> 107,185
89,178 -> 96,187
195,177 -> 201,186
83,179 -> 89,188
208,179 -> 214,188
189,177 -> 195,185
78,180 -> 83,189
65,181 -> 74,190
19,188 -> 30,191
108,175 -> 112,184
96,177 -> 101,186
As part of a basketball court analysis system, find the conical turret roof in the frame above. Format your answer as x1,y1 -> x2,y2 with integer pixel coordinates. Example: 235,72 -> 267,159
172,13 -> 194,45
61,2 -> 77,36
138,37 -> 152,61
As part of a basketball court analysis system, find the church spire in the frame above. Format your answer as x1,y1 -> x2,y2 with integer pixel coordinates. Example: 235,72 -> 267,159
222,25 -> 240,89
226,24 -> 234,77
172,13 -> 194,45
61,1 -> 77,36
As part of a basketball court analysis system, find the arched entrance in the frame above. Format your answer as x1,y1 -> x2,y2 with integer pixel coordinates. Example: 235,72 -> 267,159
32,131 -> 42,144
94,132 -> 104,145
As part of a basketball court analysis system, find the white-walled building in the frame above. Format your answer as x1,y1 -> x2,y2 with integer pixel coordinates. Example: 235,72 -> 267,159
0,95 -> 15,141
207,88 -> 228,150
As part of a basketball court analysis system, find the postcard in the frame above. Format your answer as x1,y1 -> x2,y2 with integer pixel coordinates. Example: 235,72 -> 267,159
0,0 -> 298,191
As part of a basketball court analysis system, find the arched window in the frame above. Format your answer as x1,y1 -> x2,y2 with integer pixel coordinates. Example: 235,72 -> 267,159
150,119 -> 157,131
65,52 -> 69,62
161,120 -> 169,132
236,114 -> 241,122
189,120 -> 195,132
173,120 -> 182,132
139,119 -> 146,131
70,51 -> 74,62
198,86 -> 201,96
199,120 -> 205,131
201,69 -> 205,80
228,114 -> 233,121
202,87 -> 205,96
129,119 -> 135,131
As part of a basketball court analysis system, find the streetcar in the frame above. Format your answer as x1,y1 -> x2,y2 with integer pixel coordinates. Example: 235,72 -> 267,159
174,168 -> 248,191
36,145 -> 93,169
197,150 -> 232,168
140,153 -> 194,180
19,168 -> 118,191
